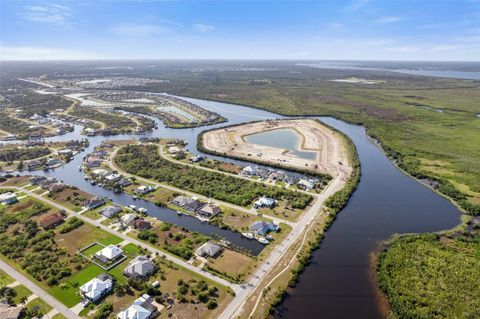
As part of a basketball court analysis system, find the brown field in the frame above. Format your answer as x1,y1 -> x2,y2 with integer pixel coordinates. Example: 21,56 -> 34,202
207,249 -> 253,280
46,186 -> 93,211
201,119 -> 351,178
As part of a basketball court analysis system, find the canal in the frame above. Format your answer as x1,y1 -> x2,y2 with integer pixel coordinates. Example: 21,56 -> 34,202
15,95 -> 462,318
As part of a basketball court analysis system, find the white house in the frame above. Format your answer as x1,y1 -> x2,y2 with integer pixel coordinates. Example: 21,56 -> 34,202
254,196 -> 276,209
95,245 -> 123,263
0,192 -> 18,205
117,295 -> 157,319
123,256 -> 156,279
80,274 -> 113,303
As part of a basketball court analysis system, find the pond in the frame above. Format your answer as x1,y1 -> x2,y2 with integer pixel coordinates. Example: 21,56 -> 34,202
244,128 -> 318,160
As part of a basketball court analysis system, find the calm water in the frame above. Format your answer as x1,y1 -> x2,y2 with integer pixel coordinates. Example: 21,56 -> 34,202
244,128 -> 318,160
16,95 -> 461,318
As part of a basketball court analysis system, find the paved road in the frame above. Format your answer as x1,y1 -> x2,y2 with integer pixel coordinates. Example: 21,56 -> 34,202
3,186 -> 237,293
0,258 -> 79,319
108,146 -> 294,227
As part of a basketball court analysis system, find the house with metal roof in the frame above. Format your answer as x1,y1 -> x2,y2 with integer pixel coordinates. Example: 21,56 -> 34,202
249,221 -> 280,236
117,295 -> 157,319
80,274 -> 113,303
123,256 -> 156,279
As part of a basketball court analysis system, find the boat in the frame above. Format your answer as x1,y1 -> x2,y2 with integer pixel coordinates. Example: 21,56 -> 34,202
132,195 -> 138,200
258,237 -> 269,244
138,207 -> 148,214
220,239 -> 231,246
266,235 -> 274,240
177,210 -> 182,216
90,180 -> 96,185
242,232 -> 254,239
78,165 -> 82,171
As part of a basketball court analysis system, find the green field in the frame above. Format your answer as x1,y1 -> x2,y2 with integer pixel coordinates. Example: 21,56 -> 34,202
12,284 -> 32,304
378,233 -> 480,319
26,297 -> 53,315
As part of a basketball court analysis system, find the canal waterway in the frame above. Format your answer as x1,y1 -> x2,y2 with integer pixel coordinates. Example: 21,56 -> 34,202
14,94 -> 462,318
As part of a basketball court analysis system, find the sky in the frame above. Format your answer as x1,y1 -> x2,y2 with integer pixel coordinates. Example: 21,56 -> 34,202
0,0 -> 479,61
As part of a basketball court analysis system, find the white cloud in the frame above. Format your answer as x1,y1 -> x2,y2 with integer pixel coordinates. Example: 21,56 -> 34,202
19,3 -> 71,25
109,24 -> 172,37
374,16 -> 405,24
0,46 -> 100,61
430,45 -> 461,52
192,23 -> 215,33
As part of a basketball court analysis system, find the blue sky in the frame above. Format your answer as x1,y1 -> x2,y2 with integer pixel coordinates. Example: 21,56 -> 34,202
0,0 -> 479,61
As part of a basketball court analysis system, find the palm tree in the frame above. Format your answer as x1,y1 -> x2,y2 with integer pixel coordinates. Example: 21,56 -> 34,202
19,296 -> 28,308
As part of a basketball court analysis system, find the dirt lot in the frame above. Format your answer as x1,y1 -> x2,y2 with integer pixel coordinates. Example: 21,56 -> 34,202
201,119 -> 351,177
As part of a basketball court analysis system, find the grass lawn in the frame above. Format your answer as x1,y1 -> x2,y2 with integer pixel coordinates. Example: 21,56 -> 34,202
80,243 -> 105,258
23,185 -> 38,191
82,209 -> 102,220
52,314 -> 67,319
122,243 -> 141,256
145,186 -> 176,204
258,199 -> 305,222
49,264 -> 105,307
12,285 -> 32,304
26,297 -> 53,314
0,269 -> 15,285
104,292 -> 137,315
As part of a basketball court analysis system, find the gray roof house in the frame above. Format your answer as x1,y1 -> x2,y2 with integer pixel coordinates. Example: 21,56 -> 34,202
80,274 -> 113,303
250,221 -> 280,236
195,241 -> 223,258
100,205 -> 122,218
123,256 -> 156,279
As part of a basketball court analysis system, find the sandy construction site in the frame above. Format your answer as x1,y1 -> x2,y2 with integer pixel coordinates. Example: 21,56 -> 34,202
201,119 -> 352,178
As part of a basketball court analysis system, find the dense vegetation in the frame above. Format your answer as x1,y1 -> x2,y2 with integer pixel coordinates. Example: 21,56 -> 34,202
0,111 -> 45,136
0,147 -> 51,162
378,233 -> 480,319
58,217 -> 84,234
115,144 -> 313,208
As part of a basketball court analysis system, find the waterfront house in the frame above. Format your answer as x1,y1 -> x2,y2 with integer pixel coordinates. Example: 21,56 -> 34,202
94,245 -> 124,264
100,205 -> 122,218
0,192 -> 18,205
45,158 -> 62,167
241,165 -> 257,176
26,160 -> 42,170
298,178 -> 316,191
39,213 -> 64,230
249,221 -> 280,236
197,203 -> 220,219
121,213 -> 138,225
83,197 -> 106,210
253,196 -> 276,209
80,274 -> 113,303
195,241 -> 223,258
123,256 -> 156,279
57,149 -> 73,157
104,172 -> 121,183
117,294 -> 157,319
183,199 -> 204,213
171,195 -> 192,207
135,185 -> 155,195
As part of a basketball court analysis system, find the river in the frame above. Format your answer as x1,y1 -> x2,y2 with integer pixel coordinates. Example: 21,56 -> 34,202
14,95 -> 461,318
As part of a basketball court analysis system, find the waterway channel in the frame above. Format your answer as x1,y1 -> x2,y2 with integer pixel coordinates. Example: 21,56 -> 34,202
14,95 -> 461,318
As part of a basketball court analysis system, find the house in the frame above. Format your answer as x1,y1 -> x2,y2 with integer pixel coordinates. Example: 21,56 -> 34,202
0,192 -> 18,205
298,178 -> 316,191
100,205 -> 122,218
171,195 -> 192,207
45,182 -> 65,193
57,149 -> 73,157
39,213 -> 64,230
183,199 -> 204,213
45,158 -> 62,167
168,146 -> 181,154
117,295 -> 157,319
123,256 -> 156,279
29,176 -> 47,186
0,303 -> 23,319
83,197 -> 106,210
121,213 -> 138,225
253,196 -> 276,209
118,178 -> 132,187
241,165 -> 257,176
91,168 -> 108,176
26,160 -> 42,170
197,203 -> 220,219
95,245 -> 124,264
104,172 -> 121,183
250,221 -> 280,236
135,185 -> 155,195
195,241 -> 223,258
80,274 -> 113,303
131,219 -> 152,230
190,155 -> 204,163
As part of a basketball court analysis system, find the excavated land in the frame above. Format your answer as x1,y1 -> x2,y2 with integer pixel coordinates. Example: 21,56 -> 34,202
201,119 -> 351,178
